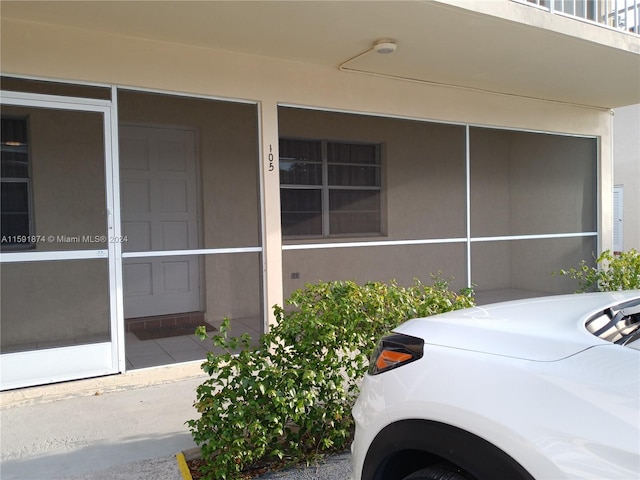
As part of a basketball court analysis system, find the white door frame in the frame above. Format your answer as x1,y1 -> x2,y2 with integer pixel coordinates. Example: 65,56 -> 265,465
0,90 -> 123,389
613,185 -> 624,253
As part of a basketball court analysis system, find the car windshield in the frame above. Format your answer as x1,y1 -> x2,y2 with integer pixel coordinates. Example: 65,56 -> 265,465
585,298 -> 640,347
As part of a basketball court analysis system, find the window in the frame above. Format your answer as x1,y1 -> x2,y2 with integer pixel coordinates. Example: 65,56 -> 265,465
280,138 -> 382,237
1,117 -> 32,249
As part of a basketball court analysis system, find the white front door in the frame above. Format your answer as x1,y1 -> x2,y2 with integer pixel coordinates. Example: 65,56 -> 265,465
120,125 -> 200,318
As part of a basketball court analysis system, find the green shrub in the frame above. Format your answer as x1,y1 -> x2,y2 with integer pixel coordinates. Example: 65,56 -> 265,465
187,278 -> 474,480
557,248 -> 640,292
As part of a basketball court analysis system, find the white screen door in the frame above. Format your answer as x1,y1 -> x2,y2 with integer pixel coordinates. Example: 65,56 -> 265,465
0,91 -> 119,390
120,125 -> 200,318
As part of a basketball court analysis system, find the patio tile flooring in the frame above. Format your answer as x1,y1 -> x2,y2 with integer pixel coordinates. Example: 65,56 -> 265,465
125,316 -> 263,370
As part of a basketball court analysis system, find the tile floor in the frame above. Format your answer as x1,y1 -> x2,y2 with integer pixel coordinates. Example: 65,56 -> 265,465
125,316 -> 264,370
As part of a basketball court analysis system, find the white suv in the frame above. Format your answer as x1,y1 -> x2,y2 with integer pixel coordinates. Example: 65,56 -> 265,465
351,291 -> 640,480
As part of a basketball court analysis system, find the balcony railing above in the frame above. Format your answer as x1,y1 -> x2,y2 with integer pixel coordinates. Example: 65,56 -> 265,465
518,0 -> 639,34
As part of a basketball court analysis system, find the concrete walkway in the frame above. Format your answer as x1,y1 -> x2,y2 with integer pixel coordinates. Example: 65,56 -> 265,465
1,362 -> 352,480
0,363 -> 205,480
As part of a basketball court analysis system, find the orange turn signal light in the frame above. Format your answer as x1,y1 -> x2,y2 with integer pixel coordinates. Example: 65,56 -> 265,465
375,350 -> 413,371
369,333 -> 424,375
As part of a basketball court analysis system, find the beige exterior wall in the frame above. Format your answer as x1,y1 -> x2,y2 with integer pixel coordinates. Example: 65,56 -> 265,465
506,131 -> 597,235
470,128 -> 597,237
284,244 -> 468,300
0,18 -> 613,144
469,127 -> 597,295
1,260 -> 110,350
1,16 -> 614,328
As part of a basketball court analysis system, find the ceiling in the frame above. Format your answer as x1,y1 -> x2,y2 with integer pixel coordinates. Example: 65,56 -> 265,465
2,0 -> 639,108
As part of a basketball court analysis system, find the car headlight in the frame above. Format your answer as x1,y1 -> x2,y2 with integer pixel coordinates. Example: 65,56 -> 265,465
368,333 -> 424,375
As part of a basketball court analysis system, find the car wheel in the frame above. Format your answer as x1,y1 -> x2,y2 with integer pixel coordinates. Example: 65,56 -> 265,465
402,463 -> 474,480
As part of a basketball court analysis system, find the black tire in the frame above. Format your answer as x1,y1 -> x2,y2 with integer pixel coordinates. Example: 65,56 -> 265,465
402,462 -> 474,480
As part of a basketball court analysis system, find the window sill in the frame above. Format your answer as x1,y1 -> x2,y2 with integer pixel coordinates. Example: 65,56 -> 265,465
283,233 -> 386,243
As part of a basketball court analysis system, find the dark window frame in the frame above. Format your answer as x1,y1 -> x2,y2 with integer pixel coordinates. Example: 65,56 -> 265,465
279,137 -> 382,238
1,116 -> 34,250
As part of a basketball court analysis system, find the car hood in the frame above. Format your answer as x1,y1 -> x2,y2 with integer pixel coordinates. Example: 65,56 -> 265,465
394,291 -> 640,362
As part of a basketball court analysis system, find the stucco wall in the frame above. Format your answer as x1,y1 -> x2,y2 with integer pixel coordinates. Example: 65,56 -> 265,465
283,244 -> 468,300
470,128 -> 596,236
470,127 -> 597,293
508,236 -> 597,293
1,260 -> 110,349
507,131 -> 596,235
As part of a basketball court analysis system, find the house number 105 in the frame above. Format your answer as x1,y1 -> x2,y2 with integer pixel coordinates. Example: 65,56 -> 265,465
268,144 -> 275,171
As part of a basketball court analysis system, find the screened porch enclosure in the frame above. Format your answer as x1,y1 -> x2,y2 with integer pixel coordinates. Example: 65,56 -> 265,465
0,91 -> 118,389
0,76 -> 600,389
279,107 -> 598,302
0,80 -> 265,387
117,90 -> 264,369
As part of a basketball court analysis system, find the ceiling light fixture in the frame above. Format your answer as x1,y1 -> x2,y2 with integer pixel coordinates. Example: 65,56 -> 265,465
373,39 -> 397,54
338,38 -> 398,73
